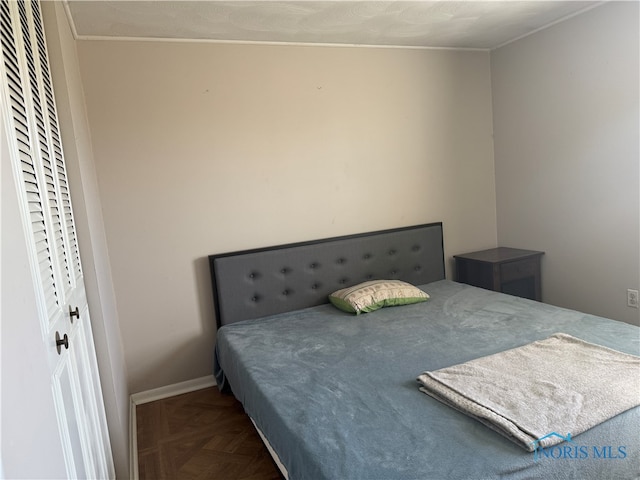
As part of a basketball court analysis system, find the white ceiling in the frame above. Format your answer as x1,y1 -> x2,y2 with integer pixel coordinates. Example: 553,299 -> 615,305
65,1 -> 602,50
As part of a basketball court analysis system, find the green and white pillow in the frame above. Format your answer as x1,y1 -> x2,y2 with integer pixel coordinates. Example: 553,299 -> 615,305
329,279 -> 429,314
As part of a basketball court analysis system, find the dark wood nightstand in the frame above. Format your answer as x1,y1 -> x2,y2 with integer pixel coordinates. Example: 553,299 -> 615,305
454,247 -> 544,301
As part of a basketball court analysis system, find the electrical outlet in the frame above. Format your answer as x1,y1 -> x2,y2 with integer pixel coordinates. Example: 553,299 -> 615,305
628,289 -> 639,308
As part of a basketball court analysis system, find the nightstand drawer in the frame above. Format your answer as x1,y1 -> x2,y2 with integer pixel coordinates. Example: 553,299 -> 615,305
500,259 -> 537,283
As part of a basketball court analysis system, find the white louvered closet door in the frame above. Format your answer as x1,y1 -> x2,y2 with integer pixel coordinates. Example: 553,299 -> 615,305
0,1 -> 114,478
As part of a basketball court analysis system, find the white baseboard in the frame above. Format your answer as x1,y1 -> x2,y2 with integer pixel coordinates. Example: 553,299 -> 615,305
129,375 -> 217,479
129,397 -> 138,480
130,375 -> 216,406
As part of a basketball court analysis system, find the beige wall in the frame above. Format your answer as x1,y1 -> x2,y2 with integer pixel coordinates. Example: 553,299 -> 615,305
492,2 -> 640,325
76,41 -> 497,392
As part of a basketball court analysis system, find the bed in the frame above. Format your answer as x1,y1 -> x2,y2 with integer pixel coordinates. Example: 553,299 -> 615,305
209,223 -> 640,480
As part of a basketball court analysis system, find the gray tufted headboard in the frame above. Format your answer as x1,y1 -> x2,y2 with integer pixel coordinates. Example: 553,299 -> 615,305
209,222 -> 445,328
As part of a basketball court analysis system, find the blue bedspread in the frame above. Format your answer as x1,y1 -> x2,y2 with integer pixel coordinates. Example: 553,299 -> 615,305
214,280 -> 640,480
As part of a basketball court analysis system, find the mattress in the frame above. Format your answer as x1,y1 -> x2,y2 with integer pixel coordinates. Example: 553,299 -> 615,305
214,280 -> 640,480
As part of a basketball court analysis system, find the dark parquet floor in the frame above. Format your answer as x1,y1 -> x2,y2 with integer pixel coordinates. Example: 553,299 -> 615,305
137,387 -> 284,480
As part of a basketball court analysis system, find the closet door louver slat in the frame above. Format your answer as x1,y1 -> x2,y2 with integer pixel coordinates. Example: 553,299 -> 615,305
1,2 -> 114,477
17,0 -> 73,295
33,0 -> 82,283
1,0 -> 59,317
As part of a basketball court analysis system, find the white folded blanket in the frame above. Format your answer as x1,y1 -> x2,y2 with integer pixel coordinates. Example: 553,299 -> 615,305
417,333 -> 640,451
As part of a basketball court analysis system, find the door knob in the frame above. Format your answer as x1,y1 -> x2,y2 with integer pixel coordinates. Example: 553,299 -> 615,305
69,306 -> 80,322
56,331 -> 69,355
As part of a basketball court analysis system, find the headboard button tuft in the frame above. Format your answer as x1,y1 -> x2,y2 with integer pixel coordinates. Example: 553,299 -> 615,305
209,222 -> 444,328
